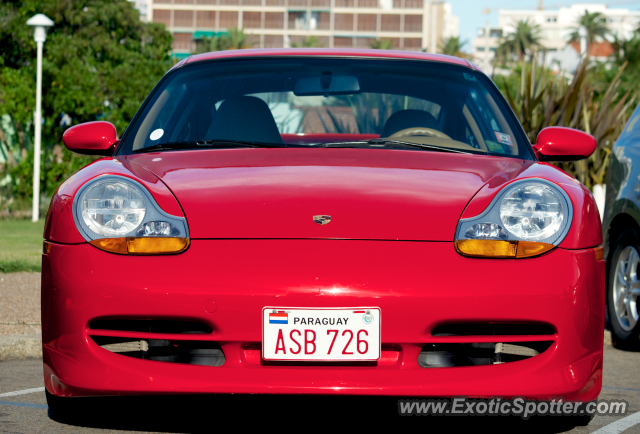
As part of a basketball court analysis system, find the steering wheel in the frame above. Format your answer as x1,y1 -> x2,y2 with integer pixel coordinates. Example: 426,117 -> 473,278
388,127 -> 451,140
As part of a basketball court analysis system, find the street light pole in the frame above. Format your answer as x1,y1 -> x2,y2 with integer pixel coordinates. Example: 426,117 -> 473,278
26,14 -> 54,223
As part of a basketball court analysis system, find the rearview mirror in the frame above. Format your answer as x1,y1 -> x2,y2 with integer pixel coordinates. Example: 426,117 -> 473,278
62,121 -> 118,156
294,72 -> 360,96
533,127 -> 596,162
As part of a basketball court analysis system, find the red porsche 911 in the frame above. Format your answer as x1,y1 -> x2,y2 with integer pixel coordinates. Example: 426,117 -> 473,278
43,49 -> 604,416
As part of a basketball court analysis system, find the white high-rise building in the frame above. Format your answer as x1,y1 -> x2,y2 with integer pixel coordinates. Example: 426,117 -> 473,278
442,3 -> 458,39
473,4 -> 640,72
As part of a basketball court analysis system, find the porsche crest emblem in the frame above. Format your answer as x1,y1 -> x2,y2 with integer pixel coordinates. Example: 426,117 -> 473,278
313,215 -> 331,225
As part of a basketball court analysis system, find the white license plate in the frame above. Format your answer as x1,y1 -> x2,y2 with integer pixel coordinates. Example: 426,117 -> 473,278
262,307 -> 381,361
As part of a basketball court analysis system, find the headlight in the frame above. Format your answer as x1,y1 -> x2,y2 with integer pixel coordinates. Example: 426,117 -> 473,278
499,183 -> 565,241
80,180 -> 146,236
73,176 -> 189,255
455,179 -> 572,258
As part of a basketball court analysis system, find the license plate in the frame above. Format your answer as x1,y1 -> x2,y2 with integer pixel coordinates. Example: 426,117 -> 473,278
262,307 -> 381,361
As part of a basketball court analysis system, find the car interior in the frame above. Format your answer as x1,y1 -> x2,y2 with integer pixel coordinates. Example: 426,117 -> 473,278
127,59 -> 523,158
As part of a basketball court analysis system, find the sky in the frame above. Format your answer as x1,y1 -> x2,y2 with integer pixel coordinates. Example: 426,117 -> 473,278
450,0 -> 640,50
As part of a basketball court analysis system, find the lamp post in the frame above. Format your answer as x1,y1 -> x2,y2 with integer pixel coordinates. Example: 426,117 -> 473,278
26,13 -> 54,223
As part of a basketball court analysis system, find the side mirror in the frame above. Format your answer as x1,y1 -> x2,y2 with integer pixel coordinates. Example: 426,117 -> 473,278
533,127 -> 596,162
62,121 -> 118,156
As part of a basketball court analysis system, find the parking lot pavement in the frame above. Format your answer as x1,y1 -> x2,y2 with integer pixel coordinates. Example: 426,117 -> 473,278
0,273 -> 42,361
0,343 -> 639,433
0,273 -> 41,336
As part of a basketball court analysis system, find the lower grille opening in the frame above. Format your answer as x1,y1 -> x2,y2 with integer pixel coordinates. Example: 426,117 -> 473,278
89,319 -> 213,334
92,336 -> 225,366
418,341 -> 553,368
430,323 -> 555,336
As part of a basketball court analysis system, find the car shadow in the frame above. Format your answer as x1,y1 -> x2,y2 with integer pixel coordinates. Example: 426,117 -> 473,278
49,395 -> 584,433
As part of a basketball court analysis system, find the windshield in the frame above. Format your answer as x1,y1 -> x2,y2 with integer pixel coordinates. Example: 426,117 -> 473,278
118,58 -> 531,159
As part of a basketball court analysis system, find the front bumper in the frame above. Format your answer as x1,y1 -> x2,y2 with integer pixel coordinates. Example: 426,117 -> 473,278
42,240 -> 604,400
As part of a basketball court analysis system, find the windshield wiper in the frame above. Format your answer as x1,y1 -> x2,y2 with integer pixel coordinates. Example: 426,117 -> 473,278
316,139 -> 486,155
133,140 -> 288,154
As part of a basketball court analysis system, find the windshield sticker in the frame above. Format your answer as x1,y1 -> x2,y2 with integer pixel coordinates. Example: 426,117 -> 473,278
494,132 -> 513,146
485,141 -> 504,153
150,129 -> 164,141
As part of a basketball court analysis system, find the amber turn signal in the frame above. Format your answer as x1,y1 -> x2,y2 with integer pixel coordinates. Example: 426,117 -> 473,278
90,238 -> 128,254
455,239 -> 555,258
516,241 -> 555,258
89,237 -> 190,255
594,246 -> 604,261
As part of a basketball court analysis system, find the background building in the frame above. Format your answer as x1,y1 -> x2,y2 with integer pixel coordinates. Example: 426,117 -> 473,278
473,4 -> 640,72
130,0 -> 149,21
143,0 -> 458,57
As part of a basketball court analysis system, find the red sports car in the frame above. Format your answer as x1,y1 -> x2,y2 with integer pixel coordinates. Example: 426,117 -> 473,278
42,49 -> 604,415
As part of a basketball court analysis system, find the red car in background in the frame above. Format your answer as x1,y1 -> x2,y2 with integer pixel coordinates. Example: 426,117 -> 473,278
43,49 -> 603,421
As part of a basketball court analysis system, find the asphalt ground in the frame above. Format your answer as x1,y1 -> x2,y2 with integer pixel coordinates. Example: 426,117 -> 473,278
0,273 -> 40,336
1,344 -> 640,433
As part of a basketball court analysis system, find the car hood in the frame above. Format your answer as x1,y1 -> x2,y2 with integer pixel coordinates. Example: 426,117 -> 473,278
127,149 -> 531,241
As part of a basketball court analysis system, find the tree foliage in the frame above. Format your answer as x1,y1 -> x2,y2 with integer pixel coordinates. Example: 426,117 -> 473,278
195,34 -> 231,53
567,11 -> 611,56
292,36 -> 324,48
496,19 -> 543,63
0,0 -> 173,215
370,39 -> 394,50
500,60 -> 636,189
590,35 -> 640,104
437,36 -> 468,58
227,27 -> 254,49
194,28 -> 254,53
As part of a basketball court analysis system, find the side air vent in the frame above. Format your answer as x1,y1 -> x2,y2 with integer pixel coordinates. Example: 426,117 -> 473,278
89,319 -> 212,334
430,323 -> 555,336
418,341 -> 553,368
92,336 -> 225,367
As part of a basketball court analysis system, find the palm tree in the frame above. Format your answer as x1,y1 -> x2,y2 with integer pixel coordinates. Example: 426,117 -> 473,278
569,11 -> 611,57
496,19 -> 543,62
226,27 -> 254,50
292,36 -> 324,48
568,11 -> 611,58
370,39 -> 394,50
437,36 -> 468,58
194,34 -> 231,54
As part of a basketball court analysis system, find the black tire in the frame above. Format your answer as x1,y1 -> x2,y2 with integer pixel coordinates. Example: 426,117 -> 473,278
607,228 -> 640,350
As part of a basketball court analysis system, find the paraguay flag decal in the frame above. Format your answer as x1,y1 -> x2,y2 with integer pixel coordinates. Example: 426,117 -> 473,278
269,310 -> 289,324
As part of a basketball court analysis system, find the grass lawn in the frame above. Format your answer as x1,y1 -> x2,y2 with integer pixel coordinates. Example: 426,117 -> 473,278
0,219 -> 45,273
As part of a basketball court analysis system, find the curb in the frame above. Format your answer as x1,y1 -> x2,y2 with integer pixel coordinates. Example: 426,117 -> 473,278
0,333 -> 42,360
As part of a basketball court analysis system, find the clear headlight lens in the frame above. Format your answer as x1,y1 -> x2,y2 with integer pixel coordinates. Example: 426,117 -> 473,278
80,180 -> 146,236
464,223 -> 508,240
136,221 -> 180,237
499,182 -> 564,241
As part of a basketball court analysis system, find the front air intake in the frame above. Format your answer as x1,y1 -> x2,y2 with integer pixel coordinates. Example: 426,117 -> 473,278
91,336 -> 225,367
418,341 -> 553,368
89,319 -> 212,334
430,323 -> 555,337
89,318 -> 223,366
